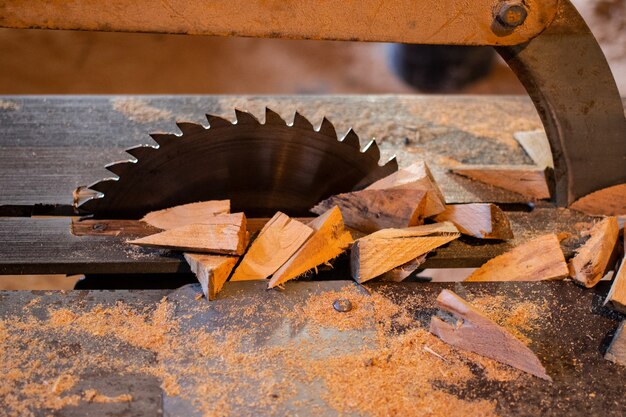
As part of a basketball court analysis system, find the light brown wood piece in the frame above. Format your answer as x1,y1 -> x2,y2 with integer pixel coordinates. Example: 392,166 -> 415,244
351,222 -> 460,283
569,217 -> 620,288
465,234 -> 568,282
127,213 -> 247,255
605,258 -> 626,314
451,165 -> 551,200
231,212 -> 313,281
183,253 -> 237,300
434,203 -> 513,240
312,189 -> 427,234
268,206 -> 353,288
570,184 -> 626,217
141,200 -> 230,230
513,130 -> 554,168
605,321 -> 626,367
366,160 -> 446,217
380,254 -> 427,282
430,289 -> 551,380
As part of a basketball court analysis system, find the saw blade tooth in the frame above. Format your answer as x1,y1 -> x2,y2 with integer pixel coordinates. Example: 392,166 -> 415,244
292,111 -> 314,130
176,122 -> 205,136
234,109 -> 260,126
105,160 -> 136,177
264,107 -> 286,126
340,128 -> 361,149
361,139 -> 381,161
317,117 -> 337,138
206,114 -> 232,129
126,144 -> 157,160
150,133 -> 177,147
382,155 -> 399,171
87,178 -> 118,194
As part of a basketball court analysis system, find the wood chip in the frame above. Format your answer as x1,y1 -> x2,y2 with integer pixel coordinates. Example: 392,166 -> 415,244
430,289 -> 551,381
365,160 -> 446,217
380,255 -> 427,282
230,212 -> 313,281
605,321 -> 626,367
604,231 -> 626,313
268,206 -> 352,288
569,217 -> 620,288
465,234 -> 568,282
351,222 -> 460,283
513,130 -> 553,168
312,189 -> 427,234
184,254 -> 238,300
433,203 -> 513,240
141,200 -> 230,230
451,165 -> 551,200
127,213 -> 247,255
570,184 -> 626,217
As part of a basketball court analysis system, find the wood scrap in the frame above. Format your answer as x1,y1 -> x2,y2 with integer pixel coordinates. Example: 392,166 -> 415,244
570,184 -> 626,217
365,160 -> 446,217
605,321 -> 626,367
569,217 -> 619,288
513,130 -> 554,168
141,200 -> 230,230
433,203 -> 513,240
604,230 -> 626,313
465,234 -> 568,282
311,189 -> 427,234
430,289 -> 551,380
184,254 -> 237,300
451,165 -> 551,200
231,212 -> 313,281
350,222 -> 460,283
380,254 -> 427,282
127,212 -> 247,255
268,206 -> 352,288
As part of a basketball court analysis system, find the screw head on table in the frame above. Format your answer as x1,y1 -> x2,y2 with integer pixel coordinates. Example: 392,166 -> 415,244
91,223 -> 107,232
495,2 -> 528,28
333,299 -> 353,313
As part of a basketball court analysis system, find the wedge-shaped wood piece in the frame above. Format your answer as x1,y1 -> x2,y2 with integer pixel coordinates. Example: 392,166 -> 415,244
570,184 -> 626,217
351,222 -> 459,283
231,212 -> 313,281
128,213 -> 247,255
430,289 -> 551,380
268,207 -> 353,288
569,217 -> 619,288
466,234 -> 567,282
605,321 -> 626,367
434,203 -> 513,240
184,253 -> 237,300
451,165 -> 551,200
312,189 -> 427,234
366,160 -> 446,217
513,130 -> 554,168
141,200 -> 230,230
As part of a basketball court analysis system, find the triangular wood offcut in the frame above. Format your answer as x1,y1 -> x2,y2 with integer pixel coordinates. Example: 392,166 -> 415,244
605,321 -> 626,366
184,253 -> 237,300
268,206 -> 353,288
465,234 -> 567,282
351,222 -> 460,283
513,130 -> 554,168
230,212 -> 313,281
141,200 -> 230,230
570,184 -> 626,217
430,289 -> 551,381
127,212 -> 247,255
451,165 -> 551,200
312,189 -> 427,234
569,217 -> 619,288
434,203 -> 513,240
365,160 -> 446,217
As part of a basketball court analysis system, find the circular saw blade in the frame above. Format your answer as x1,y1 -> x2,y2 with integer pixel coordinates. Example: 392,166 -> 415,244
78,108 -> 398,218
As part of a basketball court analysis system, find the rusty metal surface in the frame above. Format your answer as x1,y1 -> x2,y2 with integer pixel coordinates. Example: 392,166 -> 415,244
0,0 -> 558,46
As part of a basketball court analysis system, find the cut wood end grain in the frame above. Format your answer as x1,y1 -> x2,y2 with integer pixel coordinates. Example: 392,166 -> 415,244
141,200 -> 230,230
184,253 -> 237,300
430,289 -> 551,381
465,234 -> 567,282
568,217 -> 620,288
451,165 -> 551,200
434,203 -> 513,240
268,206 -> 352,288
570,184 -> 626,217
513,130 -> 554,169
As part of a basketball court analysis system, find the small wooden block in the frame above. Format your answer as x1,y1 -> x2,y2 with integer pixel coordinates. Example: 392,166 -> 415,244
268,206 -> 353,288
605,321 -> 626,367
465,234 -> 568,282
312,189 -> 427,234
127,212 -> 247,255
184,254 -> 237,300
230,212 -> 313,281
570,184 -> 626,217
141,200 -> 230,230
513,130 -> 554,168
569,217 -> 620,288
351,222 -> 459,283
434,203 -> 513,240
430,289 -> 551,380
365,160 -> 446,217
451,165 -> 551,200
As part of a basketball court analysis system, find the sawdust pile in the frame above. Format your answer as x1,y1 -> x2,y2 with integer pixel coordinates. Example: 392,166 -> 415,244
0,288 -> 548,417
111,97 -> 173,123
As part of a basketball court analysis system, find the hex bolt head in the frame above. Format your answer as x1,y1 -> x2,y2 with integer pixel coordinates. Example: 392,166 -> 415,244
333,298 -> 353,313
495,2 -> 528,28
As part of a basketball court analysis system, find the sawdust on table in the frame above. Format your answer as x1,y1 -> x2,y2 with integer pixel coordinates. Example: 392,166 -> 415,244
0,288 -> 549,417
111,97 -> 173,123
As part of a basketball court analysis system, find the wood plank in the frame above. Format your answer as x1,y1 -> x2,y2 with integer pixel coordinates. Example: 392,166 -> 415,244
183,254 -> 237,300
433,203 -> 513,239
605,321 -> 626,367
451,165 -> 552,200
141,200 -> 230,230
